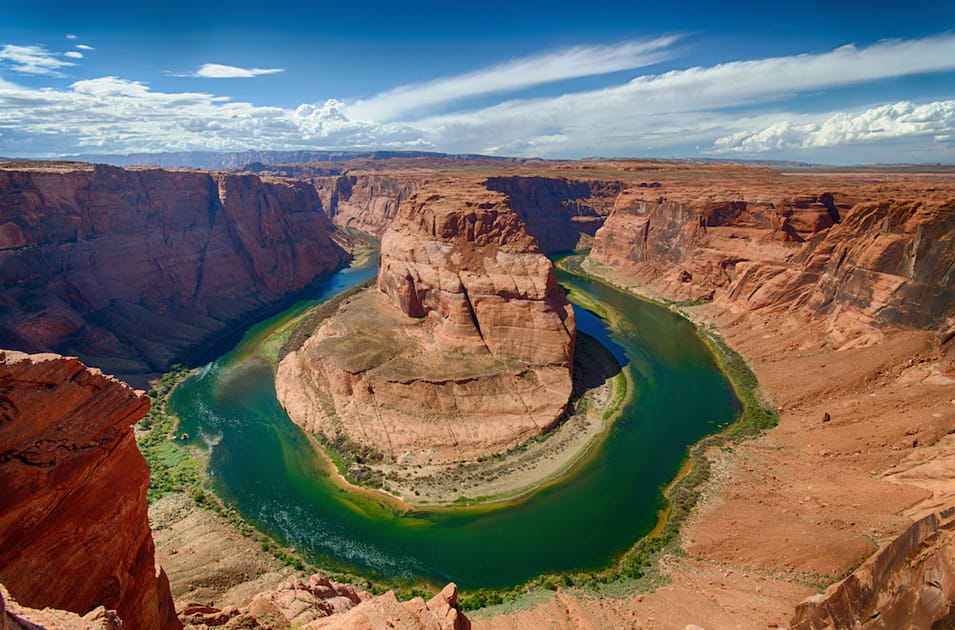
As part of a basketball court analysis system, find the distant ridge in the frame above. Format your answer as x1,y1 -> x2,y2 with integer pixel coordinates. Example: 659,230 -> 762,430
60,150 -> 511,170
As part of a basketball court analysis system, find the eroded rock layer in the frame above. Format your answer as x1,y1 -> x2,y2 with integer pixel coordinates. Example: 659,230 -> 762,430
0,163 -> 348,382
484,175 -> 624,252
791,507 -> 955,629
591,187 -> 955,347
277,184 -> 575,464
0,350 -> 180,630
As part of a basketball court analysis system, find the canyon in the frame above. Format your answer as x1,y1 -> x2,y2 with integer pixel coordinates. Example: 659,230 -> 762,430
0,162 -> 348,385
0,157 -> 954,629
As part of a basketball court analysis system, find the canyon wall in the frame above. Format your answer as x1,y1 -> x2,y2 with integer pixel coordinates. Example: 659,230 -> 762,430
590,188 -> 955,345
277,184 -> 576,464
791,507 -> 955,629
0,164 -> 349,382
485,175 -> 624,252
312,173 -> 419,235
0,350 -> 180,630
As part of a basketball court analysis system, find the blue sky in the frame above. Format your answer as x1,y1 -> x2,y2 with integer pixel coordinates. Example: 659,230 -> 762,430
1,0 -> 954,162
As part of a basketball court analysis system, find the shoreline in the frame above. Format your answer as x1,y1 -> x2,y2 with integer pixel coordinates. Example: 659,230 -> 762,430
291,329 -> 632,510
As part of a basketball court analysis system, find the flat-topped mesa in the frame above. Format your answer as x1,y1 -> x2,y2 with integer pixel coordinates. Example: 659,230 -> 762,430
377,188 -> 575,364
276,185 -> 576,466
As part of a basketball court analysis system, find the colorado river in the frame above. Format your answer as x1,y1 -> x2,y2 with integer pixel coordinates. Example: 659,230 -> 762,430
170,256 -> 740,589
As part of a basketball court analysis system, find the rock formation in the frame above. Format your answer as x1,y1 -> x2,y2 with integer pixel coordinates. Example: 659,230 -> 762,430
791,507 -> 955,629
591,186 -> 955,346
178,577 -> 468,630
1,583 -> 125,630
312,173 -> 419,235
0,350 -> 180,630
277,184 -> 575,464
485,176 -> 624,252
0,163 -> 349,383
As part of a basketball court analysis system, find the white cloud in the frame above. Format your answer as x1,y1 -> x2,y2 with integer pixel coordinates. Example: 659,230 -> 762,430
66,34 -> 77,40
350,37 -> 681,121
76,44 -> 95,51
712,101 -> 955,152
175,63 -> 284,78
64,51 -> 83,59
0,34 -> 953,162
0,44 -> 75,76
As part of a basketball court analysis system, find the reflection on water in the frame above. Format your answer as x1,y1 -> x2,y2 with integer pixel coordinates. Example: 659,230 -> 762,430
170,259 -> 740,589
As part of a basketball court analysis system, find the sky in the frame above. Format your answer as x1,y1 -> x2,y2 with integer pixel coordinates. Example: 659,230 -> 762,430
1,0 -> 954,163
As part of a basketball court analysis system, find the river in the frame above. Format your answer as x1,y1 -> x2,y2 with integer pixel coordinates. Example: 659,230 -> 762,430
170,256 -> 740,589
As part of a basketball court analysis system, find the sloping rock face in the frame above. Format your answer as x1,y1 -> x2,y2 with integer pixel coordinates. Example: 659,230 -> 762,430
277,185 -> 575,464
791,507 -> 955,629
312,173 -> 419,235
485,176 -> 624,252
0,350 -> 180,630
0,164 -> 348,382
591,188 -> 955,346
1,583 -> 125,630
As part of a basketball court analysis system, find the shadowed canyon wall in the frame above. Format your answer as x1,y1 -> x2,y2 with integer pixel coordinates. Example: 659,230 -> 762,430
0,164 -> 349,383
0,350 -> 180,630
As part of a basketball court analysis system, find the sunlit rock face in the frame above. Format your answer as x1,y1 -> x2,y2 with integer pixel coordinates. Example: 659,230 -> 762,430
277,183 -> 576,465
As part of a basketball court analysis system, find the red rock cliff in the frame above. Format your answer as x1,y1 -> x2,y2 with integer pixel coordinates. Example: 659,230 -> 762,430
0,350 -> 180,630
485,175 -> 624,252
591,186 -> 955,345
0,163 -> 349,383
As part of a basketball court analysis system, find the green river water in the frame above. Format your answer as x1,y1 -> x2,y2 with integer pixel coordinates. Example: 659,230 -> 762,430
170,257 -> 740,589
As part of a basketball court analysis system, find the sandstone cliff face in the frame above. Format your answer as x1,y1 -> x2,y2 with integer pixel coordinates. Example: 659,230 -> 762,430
485,176 -> 624,252
312,173 -> 419,236
277,185 -> 575,464
0,164 -> 349,382
0,350 -> 180,630
791,507 -> 955,629
591,188 -> 955,345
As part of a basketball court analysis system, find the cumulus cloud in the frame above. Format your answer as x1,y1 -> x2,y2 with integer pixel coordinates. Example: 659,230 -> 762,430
712,101 -> 955,152
174,63 -> 284,78
1,34 -> 954,161
0,44 -> 75,76
0,76 -> 419,155
64,51 -> 83,59
350,36 -> 681,121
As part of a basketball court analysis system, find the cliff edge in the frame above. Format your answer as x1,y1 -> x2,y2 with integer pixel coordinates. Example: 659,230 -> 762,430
0,350 -> 180,630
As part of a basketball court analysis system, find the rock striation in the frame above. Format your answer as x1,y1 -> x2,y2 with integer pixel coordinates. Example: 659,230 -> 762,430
791,507 -> 955,629
0,163 -> 349,383
312,173 -> 419,236
485,175 -> 624,252
591,187 -> 955,346
277,185 -> 575,464
0,350 -> 180,630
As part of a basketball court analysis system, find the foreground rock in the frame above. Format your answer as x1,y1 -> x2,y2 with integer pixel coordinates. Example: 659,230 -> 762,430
179,577 -> 468,630
791,507 -> 955,629
277,184 -> 575,465
0,163 -> 348,383
0,350 -> 180,630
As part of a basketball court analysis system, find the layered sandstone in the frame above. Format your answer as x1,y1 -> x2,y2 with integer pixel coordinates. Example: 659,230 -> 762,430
0,163 -> 348,383
591,185 -> 955,347
0,350 -> 180,630
791,507 -> 955,629
277,185 -> 575,465
313,173 -> 419,235
485,176 -> 624,252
